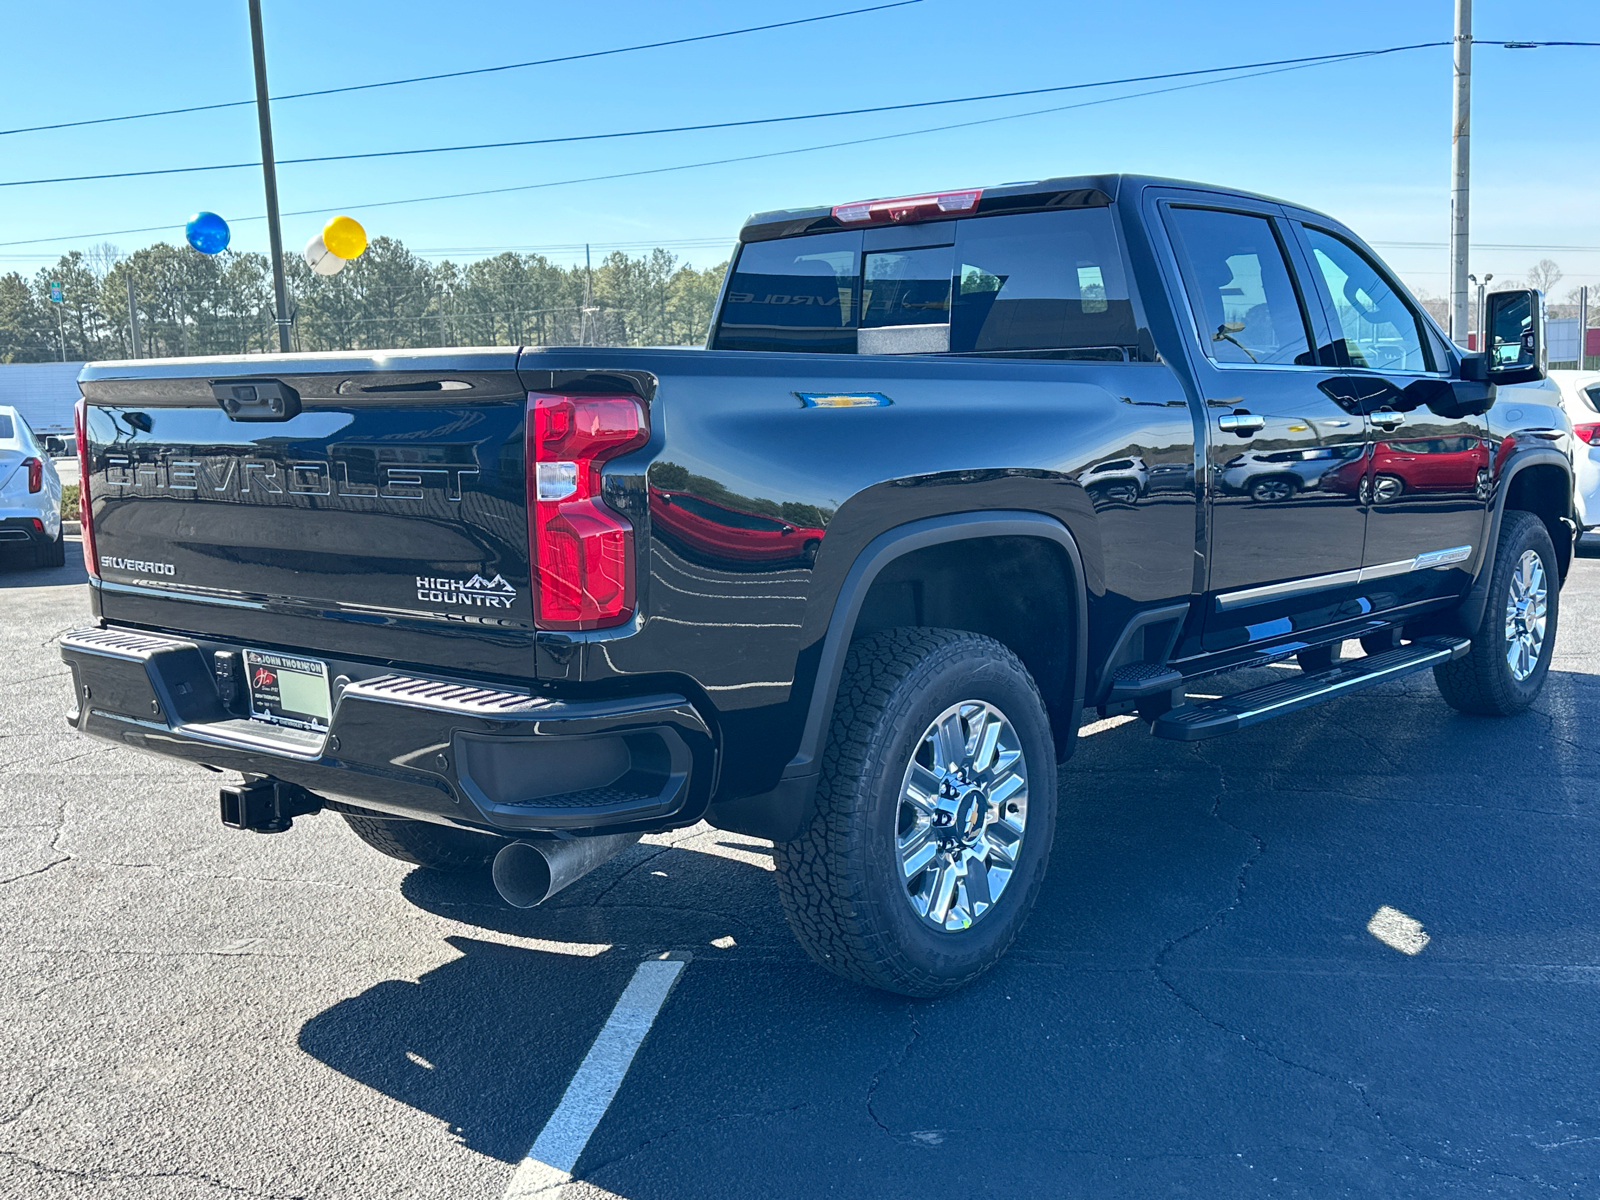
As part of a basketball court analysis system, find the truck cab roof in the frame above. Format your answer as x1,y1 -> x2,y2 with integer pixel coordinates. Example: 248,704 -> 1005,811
740,173 -> 1321,243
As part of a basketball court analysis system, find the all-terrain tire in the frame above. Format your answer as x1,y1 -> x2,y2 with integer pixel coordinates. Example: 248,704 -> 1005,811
341,812 -> 506,872
773,628 -> 1056,997
1434,510 -> 1560,716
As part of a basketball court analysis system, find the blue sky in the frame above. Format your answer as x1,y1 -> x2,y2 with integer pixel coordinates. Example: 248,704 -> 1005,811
2,0 -> 1597,303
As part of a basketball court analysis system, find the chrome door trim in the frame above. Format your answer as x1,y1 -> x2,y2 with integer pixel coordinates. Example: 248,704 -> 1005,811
1215,545 -> 1473,611
1215,568 -> 1360,611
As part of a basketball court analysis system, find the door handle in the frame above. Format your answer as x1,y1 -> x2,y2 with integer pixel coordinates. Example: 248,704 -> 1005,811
1217,412 -> 1266,435
1371,409 -> 1405,430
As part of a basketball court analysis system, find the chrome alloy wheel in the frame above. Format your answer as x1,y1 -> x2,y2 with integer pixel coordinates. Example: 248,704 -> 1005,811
896,701 -> 1029,932
1504,548 -> 1549,682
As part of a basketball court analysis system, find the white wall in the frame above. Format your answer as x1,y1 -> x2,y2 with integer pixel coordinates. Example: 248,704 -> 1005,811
0,362 -> 85,434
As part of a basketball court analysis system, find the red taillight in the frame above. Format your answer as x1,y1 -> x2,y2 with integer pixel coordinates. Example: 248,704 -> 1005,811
74,399 -> 98,579
526,392 -> 648,630
832,188 -> 982,225
1575,423 -> 1600,445
24,457 -> 42,493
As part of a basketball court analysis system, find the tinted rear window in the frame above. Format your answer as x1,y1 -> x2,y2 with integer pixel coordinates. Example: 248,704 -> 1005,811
0,415 -> 14,440
713,231 -> 860,354
713,209 -> 1141,358
951,210 -> 1135,357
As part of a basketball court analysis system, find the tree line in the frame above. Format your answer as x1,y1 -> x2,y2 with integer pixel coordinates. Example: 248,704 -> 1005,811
0,238 -> 728,362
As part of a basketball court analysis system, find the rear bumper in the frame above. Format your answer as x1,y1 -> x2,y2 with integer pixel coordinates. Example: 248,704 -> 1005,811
59,626 -> 715,835
0,514 -> 53,547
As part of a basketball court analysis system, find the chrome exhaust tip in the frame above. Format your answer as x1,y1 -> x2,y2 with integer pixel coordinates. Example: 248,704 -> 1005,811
491,831 -> 642,908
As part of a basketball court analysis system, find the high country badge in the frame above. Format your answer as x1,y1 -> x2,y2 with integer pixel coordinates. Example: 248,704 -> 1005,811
416,573 -> 517,609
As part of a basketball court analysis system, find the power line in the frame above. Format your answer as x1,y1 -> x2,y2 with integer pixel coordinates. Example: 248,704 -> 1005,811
0,44 -> 1553,251
0,1 -> 924,138
1,42 -> 1454,188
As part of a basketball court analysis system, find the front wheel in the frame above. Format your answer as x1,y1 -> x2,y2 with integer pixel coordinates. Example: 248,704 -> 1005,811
1434,510 -> 1559,716
774,629 -> 1056,997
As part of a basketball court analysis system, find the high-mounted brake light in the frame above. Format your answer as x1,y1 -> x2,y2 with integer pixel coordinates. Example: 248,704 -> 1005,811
23,457 -> 42,493
74,399 -> 99,579
832,188 -> 982,225
526,392 -> 648,630
1574,422 -> 1600,445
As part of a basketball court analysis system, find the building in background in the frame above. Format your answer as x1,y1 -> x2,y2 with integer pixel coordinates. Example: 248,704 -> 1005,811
0,361 -> 84,439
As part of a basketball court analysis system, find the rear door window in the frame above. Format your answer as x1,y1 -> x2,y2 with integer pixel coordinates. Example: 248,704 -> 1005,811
714,231 -> 862,353
1163,206 -> 1316,367
0,415 -> 14,441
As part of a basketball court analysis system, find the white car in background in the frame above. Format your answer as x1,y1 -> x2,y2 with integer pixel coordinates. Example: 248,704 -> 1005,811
1547,370 -> 1600,529
0,405 -> 65,568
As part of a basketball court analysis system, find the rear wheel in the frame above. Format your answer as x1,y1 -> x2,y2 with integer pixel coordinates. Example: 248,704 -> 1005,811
774,628 -> 1056,997
341,812 -> 506,872
36,528 -> 65,569
1434,510 -> 1559,716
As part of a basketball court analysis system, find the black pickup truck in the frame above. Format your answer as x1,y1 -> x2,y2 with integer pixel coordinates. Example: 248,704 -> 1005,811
61,175 -> 1574,996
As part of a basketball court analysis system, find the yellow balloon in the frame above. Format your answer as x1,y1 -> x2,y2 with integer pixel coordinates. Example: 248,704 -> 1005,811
322,215 -> 367,260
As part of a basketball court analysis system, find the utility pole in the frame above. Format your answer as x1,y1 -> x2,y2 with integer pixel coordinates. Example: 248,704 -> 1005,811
125,270 -> 141,358
581,243 -> 594,346
1581,285 -> 1590,370
249,0 -> 292,353
1450,0 -> 1472,346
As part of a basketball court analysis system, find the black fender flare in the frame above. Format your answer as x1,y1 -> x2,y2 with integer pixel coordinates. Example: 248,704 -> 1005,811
708,511 -> 1088,841
1455,445 -> 1575,633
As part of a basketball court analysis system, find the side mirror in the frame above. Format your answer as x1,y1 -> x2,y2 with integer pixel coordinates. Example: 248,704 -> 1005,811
1483,288 -> 1547,385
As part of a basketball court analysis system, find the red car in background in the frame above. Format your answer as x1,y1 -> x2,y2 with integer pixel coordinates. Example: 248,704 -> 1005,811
649,487 -> 826,565
1321,435 -> 1492,503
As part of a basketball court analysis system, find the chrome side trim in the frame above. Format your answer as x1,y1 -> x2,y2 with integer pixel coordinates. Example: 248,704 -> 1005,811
1412,545 -> 1472,570
1358,558 -> 1414,582
1216,545 -> 1474,612
1215,569 -> 1359,612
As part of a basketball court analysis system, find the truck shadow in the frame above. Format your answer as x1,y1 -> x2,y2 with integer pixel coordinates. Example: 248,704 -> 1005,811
297,844 -> 788,1164
296,664 -> 1600,1190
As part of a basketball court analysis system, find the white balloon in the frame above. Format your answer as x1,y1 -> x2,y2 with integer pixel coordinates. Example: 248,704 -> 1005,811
303,234 -> 345,276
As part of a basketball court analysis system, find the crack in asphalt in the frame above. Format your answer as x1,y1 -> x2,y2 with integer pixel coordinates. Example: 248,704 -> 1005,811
0,1149 -> 317,1199
583,844 -> 675,906
0,856 -> 70,887
0,1081 -> 50,1129
865,1008 -> 921,1136
1149,744 -> 1568,1193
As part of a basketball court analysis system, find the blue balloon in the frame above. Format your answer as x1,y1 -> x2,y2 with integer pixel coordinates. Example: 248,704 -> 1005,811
185,211 -> 230,255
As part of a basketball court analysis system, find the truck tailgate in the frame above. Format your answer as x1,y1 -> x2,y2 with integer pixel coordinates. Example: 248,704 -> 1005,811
79,353 -> 535,679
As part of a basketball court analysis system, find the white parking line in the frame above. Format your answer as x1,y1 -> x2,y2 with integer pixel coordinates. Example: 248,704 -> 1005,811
503,956 -> 689,1198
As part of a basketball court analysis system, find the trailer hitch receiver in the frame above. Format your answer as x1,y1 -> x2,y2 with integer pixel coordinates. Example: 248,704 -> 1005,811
220,778 -> 323,833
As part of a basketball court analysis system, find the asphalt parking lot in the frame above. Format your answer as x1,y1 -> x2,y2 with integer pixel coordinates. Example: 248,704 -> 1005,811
3,538 -> 1599,1199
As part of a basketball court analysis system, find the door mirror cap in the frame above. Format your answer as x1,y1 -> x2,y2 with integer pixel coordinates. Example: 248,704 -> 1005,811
1479,288 -> 1547,385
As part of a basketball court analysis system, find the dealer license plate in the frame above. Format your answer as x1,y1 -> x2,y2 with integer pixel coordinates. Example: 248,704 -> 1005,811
244,650 -> 332,732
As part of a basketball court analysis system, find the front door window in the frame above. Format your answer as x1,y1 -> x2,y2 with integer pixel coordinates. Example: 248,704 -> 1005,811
1302,227 -> 1431,374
